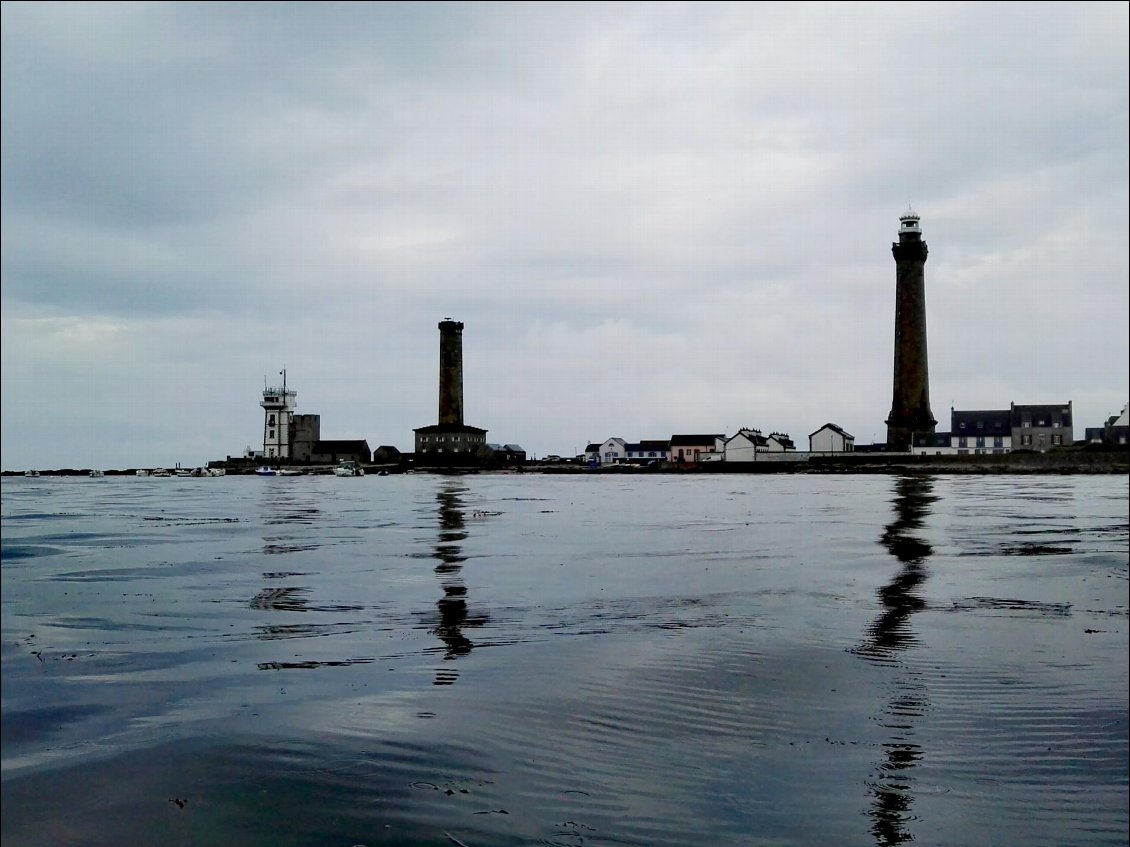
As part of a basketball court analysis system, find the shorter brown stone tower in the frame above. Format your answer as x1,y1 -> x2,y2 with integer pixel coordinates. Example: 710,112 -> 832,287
414,319 -> 488,465
437,319 -> 464,425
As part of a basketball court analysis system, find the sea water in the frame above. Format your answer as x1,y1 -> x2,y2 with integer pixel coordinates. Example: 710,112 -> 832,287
1,472 -> 1127,846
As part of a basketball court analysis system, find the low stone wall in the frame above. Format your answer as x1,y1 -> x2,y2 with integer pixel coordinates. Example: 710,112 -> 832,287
806,449 -> 1128,474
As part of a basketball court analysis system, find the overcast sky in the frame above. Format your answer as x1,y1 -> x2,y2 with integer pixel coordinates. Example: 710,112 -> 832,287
2,1 -> 1127,470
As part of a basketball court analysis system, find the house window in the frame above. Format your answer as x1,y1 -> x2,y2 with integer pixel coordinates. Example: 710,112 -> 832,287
994,436 -> 1003,448
1021,434 -> 1032,446
269,414 -> 276,425
958,437 -> 967,448
269,429 -> 275,439
975,437 -> 985,448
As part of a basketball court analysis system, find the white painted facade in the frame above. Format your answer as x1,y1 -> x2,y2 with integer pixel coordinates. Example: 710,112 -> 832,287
599,437 -> 628,465
723,429 -> 764,462
951,433 -> 1011,455
764,434 -> 795,452
809,424 -> 854,453
261,372 -> 297,460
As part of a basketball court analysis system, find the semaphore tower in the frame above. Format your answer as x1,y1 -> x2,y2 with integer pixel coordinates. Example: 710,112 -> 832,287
261,369 -> 297,460
885,210 -> 937,451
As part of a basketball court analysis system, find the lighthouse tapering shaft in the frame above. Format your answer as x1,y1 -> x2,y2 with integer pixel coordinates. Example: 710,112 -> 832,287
885,211 -> 936,451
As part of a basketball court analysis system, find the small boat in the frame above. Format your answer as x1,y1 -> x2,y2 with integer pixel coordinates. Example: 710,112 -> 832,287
89,469 -> 105,478
135,469 -> 149,477
254,466 -> 278,477
278,468 -> 304,476
151,468 -> 172,477
332,460 -> 365,477
24,469 -> 40,477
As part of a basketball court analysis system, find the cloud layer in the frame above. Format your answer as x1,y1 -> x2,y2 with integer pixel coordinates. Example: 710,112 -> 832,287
3,2 -> 1127,468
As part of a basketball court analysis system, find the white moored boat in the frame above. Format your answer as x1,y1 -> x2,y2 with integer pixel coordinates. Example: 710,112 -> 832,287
332,460 -> 365,477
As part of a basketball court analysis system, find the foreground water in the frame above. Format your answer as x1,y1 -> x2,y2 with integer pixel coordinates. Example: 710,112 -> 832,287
1,472 -> 1126,847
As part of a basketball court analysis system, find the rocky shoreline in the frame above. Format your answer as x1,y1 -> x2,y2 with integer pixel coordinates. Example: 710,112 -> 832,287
6,447 -> 1127,477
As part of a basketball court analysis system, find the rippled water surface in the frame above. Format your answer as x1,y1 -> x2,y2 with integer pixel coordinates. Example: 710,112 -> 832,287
2,472 -> 1127,846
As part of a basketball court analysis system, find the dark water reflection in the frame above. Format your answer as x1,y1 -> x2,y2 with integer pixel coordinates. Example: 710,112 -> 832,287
863,475 -> 937,845
429,481 -> 488,683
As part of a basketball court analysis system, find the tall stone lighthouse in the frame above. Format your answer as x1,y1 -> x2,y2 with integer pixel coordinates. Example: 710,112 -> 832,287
885,210 -> 936,451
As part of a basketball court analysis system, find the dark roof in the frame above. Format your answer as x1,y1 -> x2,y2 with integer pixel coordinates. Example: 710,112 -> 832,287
809,422 -> 854,440
951,409 -> 1011,433
584,443 -> 601,452
670,434 -> 724,446
726,430 -> 767,446
1010,403 -> 1072,427
627,440 -> 669,451
413,424 -> 488,434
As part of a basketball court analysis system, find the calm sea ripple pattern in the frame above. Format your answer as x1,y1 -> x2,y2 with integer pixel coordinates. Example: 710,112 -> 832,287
2,472 -> 1127,847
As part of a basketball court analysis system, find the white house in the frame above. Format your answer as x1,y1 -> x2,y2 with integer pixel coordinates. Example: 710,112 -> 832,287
723,429 -> 769,462
597,437 -> 628,465
625,440 -> 670,463
765,433 -> 796,452
952,408 -> 1011,454
809,423 -> 855,453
